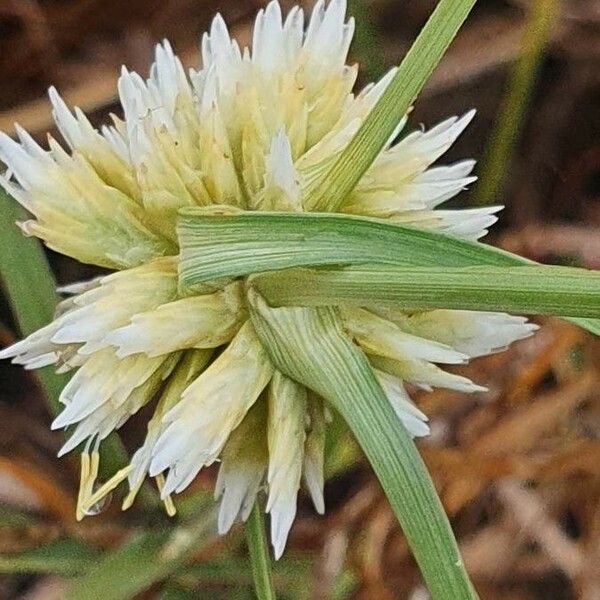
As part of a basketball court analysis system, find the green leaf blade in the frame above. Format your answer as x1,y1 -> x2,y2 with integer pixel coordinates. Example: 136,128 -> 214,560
177,210 -> 523,288
177,211 -> 600,335
0,539 -> 98,576
0,189 -> 69,410
253,265 -> 600,318
248,292 -> 478,599
65,512 -> 216,600
305,0 -> 478,211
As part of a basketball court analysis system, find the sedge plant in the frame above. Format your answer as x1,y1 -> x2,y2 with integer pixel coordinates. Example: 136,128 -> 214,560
0,1 -> 598,598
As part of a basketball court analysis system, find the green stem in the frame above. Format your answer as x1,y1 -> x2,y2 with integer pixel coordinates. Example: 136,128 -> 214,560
246,501 -> 276,600
474,0 -> 561,205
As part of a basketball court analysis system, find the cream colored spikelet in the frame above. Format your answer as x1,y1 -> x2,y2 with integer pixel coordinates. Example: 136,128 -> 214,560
0,0 -> 536,556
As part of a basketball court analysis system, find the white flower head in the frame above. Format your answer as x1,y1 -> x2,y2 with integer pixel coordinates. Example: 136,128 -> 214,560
0,0 -> 536,557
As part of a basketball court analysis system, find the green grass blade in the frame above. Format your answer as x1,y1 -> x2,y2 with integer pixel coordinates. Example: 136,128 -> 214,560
246,502 -> 276,600
0,539 -> 98,576
65,531 -> 170,600
177,211 -> 526,284
65,512 -> 216,600
253,265 -> 600,318
177,211 -> 600,335
474,0 -> 561,205
0,189 -> 152,488
348,0 -> 385,81
306,0 -> 477,211
181,557 -> 312,590
248,294 -> 478,599
0,189 -> 68,410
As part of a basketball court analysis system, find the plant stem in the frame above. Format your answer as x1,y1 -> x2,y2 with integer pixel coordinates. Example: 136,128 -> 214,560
474,0 -> 561,205
246,501 -> 276,600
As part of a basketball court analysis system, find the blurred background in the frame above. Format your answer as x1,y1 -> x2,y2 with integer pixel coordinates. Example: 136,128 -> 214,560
0,0 -> 599,598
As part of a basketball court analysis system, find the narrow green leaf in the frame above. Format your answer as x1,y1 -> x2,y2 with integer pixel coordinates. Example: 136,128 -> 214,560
65,531 -> 169,600
177,211 -> 523,285
0,189 -> 135,480
347,0 -> 385,81
0,539 -> 98,575
65,512 -> 216,600
177,211 -> 600,335
306,0 -> 477,211
253,265 -> 600,318
246,502 -> 277,600
248,292 -> 478,599
0,189 -> 68,410
181,557 -> 312,590
474,0 -> 561,205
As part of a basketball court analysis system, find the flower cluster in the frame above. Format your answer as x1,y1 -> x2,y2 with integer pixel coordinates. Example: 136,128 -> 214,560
0,0 -> 535,557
